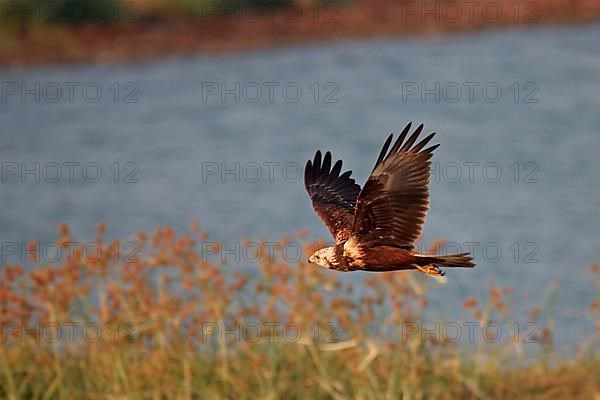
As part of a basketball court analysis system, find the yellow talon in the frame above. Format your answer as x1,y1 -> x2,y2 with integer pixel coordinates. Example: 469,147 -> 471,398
416,264 -> 445,277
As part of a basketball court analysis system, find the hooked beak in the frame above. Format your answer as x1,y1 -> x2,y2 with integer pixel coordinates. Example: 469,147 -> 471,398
307,256 -> 313,264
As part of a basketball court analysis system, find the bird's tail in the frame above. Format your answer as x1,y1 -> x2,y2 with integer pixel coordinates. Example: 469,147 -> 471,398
416,253 -> 475,269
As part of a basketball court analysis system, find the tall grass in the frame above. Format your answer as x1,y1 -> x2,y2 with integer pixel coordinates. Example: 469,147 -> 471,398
0,222 -> 599,398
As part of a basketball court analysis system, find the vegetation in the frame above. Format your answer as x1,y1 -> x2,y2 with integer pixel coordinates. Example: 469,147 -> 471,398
1,222 -> 599,398
0,0 -> 300,27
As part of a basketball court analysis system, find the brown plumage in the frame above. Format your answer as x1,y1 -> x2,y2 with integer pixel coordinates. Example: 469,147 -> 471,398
304,122 -> 475,276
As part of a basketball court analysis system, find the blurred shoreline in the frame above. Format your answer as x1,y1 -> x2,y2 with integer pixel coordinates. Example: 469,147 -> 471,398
1,0 -> 599,66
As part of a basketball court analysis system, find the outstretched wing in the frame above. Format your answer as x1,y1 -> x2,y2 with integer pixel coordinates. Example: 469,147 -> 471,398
347,123 -> 439,250
305,150 -> 361,244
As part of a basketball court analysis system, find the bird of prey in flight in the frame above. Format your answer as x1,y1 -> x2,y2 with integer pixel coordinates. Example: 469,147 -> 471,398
304,122 -> 474,276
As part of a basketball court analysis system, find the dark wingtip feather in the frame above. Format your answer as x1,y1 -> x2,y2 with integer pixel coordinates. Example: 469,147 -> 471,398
331,159 -> 343,177
373,133 -> 394,172
323,151 -> 332,174
314,150 -> 322,166
424,144 -> 440,153
412,132 -> 437,152
313,150 -> 322,176
390,122 -> 412,154
305,159 -> 312,173
400,123 -> 424,152
304,159 -> 312,187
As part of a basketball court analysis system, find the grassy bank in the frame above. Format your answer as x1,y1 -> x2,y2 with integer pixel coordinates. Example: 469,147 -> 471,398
1,0 -> 600,65
1,223 -> 599,398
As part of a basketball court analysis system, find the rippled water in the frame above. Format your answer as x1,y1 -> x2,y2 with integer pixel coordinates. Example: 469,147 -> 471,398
1,25 -> 599,347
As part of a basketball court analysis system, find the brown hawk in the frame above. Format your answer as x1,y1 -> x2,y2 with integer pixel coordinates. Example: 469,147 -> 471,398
304,122 -> 475,276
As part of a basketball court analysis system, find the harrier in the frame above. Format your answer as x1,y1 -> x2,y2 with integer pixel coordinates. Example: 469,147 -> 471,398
304,122 -> 474,276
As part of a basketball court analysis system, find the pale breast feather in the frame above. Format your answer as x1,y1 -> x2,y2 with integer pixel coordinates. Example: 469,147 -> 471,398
342,237 -> 366,267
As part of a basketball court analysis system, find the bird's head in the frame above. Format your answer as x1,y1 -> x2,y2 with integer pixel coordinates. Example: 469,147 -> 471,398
308,246 -> 336,269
